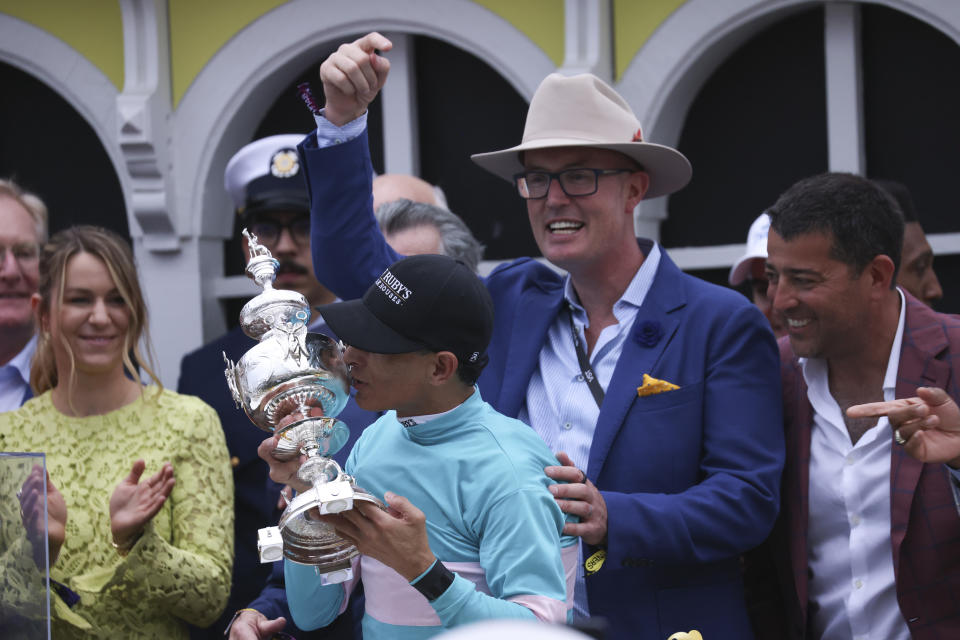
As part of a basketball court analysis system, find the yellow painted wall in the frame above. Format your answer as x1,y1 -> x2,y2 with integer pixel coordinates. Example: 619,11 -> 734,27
169,0 -> 287,106
0,0 -> 124,90
613,0 -> 685,80
0,0 -> 679,108
168,0 -> 565,107
473,0 -> 565,66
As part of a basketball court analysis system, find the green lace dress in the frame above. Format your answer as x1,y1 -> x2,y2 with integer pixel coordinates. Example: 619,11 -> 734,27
0,388 -> 234,639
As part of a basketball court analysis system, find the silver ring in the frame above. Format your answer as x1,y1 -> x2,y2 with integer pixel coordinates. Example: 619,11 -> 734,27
578,469 -> 586,484
894,429 -> 907,446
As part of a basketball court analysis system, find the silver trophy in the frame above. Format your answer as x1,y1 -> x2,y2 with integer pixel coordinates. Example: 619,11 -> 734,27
223,229 -> 380,584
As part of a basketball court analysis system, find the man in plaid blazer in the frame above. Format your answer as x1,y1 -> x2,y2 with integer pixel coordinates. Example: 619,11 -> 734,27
752,172 -> 960,640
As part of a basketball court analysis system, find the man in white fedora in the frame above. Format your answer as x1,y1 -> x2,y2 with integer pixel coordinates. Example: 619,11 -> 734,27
292,32 -> 784,640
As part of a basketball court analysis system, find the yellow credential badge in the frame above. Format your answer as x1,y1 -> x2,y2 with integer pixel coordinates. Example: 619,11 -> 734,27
667,631 -> 703,640
584,549 -> 606,576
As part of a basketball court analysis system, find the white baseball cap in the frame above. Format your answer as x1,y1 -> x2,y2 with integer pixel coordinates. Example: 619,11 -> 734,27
728,213 -> 771,286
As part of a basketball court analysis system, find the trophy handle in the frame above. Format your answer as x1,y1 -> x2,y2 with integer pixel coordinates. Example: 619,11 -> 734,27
222,353 -> 242,409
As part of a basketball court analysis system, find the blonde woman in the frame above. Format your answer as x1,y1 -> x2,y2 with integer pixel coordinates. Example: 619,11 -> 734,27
0,226 -> 233,638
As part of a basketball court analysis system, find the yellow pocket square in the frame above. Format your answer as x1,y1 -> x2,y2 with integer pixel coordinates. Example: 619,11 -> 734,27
668,632 -> 703,640
637,374 -> 680,397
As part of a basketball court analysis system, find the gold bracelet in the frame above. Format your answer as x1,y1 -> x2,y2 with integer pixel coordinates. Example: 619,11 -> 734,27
224,608 -> 262,636
110,531 -> 142,557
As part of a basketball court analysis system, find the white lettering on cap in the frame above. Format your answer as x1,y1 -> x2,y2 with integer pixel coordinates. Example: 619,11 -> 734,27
376,268 -> 413,304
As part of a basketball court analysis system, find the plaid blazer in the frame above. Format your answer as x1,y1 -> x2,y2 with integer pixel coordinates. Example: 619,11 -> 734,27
749,291 -> 960,640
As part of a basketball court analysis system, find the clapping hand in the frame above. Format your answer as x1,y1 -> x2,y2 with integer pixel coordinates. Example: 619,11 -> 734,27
109,459 -> 175,548
847,387 -> 960,468
19,465 -> 67,569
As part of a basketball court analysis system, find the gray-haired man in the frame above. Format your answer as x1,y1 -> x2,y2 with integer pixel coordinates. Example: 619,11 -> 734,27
375,199 -> 484,273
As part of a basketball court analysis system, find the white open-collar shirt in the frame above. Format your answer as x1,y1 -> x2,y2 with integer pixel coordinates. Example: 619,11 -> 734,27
802,288 -> 908,640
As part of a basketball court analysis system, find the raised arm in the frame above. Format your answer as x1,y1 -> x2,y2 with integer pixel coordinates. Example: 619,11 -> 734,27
299,33 -> 403,300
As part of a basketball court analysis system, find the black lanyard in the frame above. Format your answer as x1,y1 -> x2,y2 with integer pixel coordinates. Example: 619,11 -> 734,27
567,305 -> 604,408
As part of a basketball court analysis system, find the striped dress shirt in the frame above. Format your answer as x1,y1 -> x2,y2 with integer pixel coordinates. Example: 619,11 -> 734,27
518,242 -> 661,619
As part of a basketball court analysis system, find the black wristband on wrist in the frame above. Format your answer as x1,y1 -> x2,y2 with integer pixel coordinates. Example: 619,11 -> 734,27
411,560 -> 455,602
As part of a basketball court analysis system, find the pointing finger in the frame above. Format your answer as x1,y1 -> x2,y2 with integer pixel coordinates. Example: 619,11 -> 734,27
846,399 -> 914,419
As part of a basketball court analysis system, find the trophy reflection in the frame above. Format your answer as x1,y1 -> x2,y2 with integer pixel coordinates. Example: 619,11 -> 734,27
223,229 -> 380,584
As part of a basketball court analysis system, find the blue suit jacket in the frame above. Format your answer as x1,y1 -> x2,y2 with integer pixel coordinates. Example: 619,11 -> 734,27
179,325 -> 377,639
299,131 -> 784,640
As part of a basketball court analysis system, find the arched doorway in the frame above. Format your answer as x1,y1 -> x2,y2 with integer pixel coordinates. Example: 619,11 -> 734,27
620,0 -> 960,313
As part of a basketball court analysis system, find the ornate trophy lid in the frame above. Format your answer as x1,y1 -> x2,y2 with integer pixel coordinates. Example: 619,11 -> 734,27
238,229 -> 311,340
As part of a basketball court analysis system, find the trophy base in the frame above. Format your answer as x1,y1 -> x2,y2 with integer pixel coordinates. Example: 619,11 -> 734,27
277,476 -> 383,573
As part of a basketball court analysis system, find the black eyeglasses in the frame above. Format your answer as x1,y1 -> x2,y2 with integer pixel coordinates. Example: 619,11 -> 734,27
513,168 -> 634,199
246,217 -> 311,247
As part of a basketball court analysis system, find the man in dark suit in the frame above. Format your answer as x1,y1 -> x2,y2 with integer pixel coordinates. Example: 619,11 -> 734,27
756,172 -> 960,639
296,32 -> 785,639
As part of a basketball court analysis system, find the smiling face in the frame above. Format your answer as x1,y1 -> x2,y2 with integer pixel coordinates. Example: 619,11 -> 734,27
522,147 -> 648,275
0,196 -> 41,339
765,229 -> 880,360
41,252 -> 132,378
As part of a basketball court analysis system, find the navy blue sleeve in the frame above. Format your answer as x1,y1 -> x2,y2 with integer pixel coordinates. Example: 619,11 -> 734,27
246,561 -> 290,620
298,130 -> 402,300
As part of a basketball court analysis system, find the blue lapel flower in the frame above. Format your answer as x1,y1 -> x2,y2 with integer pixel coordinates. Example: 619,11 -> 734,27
633,320 -> 663,348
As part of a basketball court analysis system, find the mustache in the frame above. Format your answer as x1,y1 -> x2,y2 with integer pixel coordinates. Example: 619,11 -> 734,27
276,260 -> 308,275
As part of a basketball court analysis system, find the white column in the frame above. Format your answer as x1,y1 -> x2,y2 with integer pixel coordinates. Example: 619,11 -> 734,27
118,0 -> 206,387
824,3 -> 865,174
560,0 -> 613,80
380,32 -> 419,176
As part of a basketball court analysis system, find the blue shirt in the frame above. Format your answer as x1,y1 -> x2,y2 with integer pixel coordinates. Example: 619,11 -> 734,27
518,243 -> 660,618
0,334 -> 35,413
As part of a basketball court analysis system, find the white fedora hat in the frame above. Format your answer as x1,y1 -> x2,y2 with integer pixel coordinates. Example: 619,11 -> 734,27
471,73 -> 692,199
